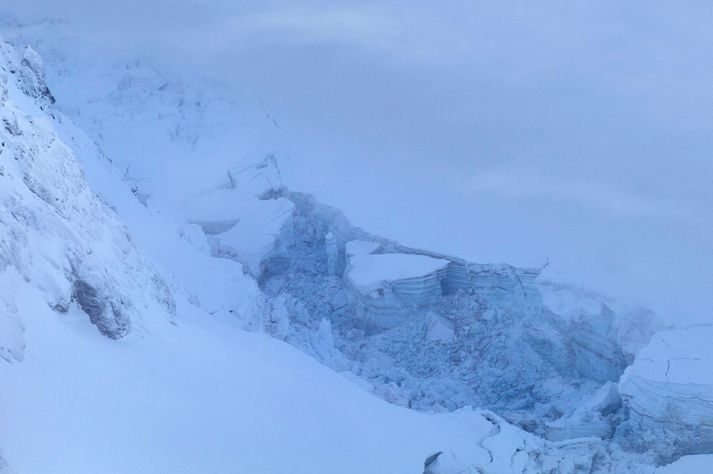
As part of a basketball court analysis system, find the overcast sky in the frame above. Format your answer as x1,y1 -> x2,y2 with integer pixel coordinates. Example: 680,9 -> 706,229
5,0 -> 713,323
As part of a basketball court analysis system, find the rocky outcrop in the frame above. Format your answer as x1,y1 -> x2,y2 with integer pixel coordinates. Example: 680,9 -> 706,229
17,46 -> 55,106
72,279 -> 130,339
0,39 -> 173,339
617,326 -> 713,463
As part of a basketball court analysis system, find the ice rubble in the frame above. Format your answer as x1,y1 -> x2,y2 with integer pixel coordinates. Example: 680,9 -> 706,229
250,180 -> 657,432
161,140 -> 713,471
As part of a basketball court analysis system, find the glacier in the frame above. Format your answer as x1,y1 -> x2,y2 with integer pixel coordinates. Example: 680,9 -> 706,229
617,327 -> 713,464
0,17 -> 711,474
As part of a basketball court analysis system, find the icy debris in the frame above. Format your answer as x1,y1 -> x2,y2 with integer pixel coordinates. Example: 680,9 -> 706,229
418,409 -> 635,473
257,186 -> 659,440
538,280 -> 661,363
545,382 -> 622,441
423,315 -> 455,343
618,326 -> 713,463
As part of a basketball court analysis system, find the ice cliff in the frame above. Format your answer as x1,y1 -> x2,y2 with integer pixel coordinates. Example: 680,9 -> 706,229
241,183 -> 655,432
617,326 -> 713,464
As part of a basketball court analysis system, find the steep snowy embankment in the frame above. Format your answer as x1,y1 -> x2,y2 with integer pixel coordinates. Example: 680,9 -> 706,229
0,288 -> 546,474
0,37 -> 587,474
0,41 -> 175,342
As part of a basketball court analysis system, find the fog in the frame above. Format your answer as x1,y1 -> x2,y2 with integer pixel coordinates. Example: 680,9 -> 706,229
5,0 -> 712,324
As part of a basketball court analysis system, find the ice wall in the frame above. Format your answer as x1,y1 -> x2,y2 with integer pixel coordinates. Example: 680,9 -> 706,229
255,183 -> 659,439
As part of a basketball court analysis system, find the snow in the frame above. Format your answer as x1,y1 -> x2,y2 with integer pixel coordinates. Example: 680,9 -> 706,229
623,328 -> 713,385
0,279 -> 505,474
656,455 -> 713,474
0,12 -> 709,474
618,326 -> 713,461
347,252 -> 449,292
0,36 -> 557,474
345,239 -> 381,257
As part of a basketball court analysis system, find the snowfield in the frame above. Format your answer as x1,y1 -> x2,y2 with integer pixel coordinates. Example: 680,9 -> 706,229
0,279 -> 529,474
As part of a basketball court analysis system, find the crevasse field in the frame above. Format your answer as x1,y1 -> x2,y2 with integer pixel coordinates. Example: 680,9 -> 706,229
0,2 -> 712,473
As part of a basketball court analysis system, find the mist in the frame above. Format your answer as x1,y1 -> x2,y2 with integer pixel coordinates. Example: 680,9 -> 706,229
4,0 -> 712,324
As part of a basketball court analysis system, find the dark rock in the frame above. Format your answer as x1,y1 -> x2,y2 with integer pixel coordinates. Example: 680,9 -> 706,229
72,279 -> 130,339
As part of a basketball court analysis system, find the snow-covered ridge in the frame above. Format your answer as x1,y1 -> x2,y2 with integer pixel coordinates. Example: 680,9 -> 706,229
0,40 -> 174,342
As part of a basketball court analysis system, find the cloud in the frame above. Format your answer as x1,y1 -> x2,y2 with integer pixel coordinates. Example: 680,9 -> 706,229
2,0 -> 712,322
461,166 -> 698,222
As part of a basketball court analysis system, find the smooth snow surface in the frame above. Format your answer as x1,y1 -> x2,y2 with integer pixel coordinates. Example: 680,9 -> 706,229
656,455 -> 713,473
0,288 -> 503,474
347,252 -> 449,292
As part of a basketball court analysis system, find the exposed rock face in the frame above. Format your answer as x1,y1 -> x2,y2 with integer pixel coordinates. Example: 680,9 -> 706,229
617,326 -> 713,464
72,279 -> 130,339
17,46 -> 55,105
0,39 -> 173,339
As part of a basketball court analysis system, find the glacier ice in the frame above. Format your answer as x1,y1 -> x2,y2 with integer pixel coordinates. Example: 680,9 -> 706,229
252,183 -> 659,435
617,326 -> 713,463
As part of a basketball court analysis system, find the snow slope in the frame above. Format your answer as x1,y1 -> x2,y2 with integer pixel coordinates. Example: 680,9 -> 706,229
0,41 -> 175,341
0,281 -> 534,474
0,36 -> 578,474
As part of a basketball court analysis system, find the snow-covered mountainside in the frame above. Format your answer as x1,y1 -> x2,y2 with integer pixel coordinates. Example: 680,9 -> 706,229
0,37 -> 558,474
0,22 -> 712,474
0,42 -> 175,342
